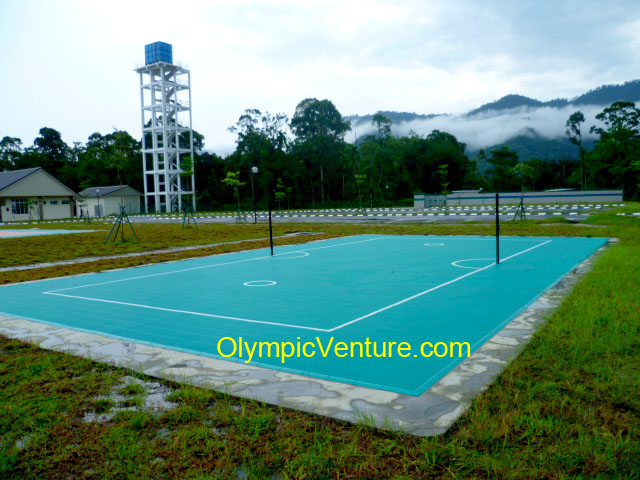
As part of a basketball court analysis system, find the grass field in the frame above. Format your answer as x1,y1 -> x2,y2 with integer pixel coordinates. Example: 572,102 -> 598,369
1,206 -> 639,479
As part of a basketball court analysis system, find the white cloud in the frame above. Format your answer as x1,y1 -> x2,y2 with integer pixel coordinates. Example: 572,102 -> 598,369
0,0 -> 637,155
351,104 -> 607,151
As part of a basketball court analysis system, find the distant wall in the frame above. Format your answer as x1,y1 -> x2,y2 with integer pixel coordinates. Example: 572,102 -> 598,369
413,190 -> 623,208
0,196 -> 73,221
79,195 -> 141,217
414,194 -> 447,209
42,198 -> 73,219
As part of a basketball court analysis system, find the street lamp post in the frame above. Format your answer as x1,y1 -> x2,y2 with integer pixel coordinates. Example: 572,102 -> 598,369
96,188 -> 101,218
251,166 -> 258,224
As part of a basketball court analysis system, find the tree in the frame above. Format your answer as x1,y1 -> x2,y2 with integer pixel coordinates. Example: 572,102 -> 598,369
372,113 -> 392,138
109,130 -> 129,185
632,159 -> 640,194
367,113 -> 395,204
229,109 -> 289,205
108,130 -> 142,191
32,127 -> 68,174
34,127 -> 66,160
0,136 -> 22,170
56,141 -> 84,192
358,133 -> 399,206
275,178 -> 286,211
78,133 -> 111,189
426,131 -> 469,191
285,185 -> 293,210
8,128 -> 67,176
587,101 -> 640,199
354,173 -> 367,213
194,151 -> 225,209
487,146 -> 519,191
524,158 -> 578,191
229,109 -> 288,158
179,155 -> 195,209
437,164 -> 449,194
74,130 -> 141,192
566,111 -> 585,146
590,101 -> 639,137
566,111 -> 586,188
192,130 -> 205,152
512,163 -> 534,193
221,171 -> 245,217
475,149 -> 489,176
290,98 -> 350,205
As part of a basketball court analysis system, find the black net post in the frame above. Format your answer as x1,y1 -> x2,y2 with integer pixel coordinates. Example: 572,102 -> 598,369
268,195 -> 274,256
496,193 -> 500,264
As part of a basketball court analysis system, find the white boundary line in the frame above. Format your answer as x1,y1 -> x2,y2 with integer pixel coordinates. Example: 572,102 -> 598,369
327,240 -> 551,332
43,236 -> 384,294
42,238 -> 551,332
44,293 -> 330,332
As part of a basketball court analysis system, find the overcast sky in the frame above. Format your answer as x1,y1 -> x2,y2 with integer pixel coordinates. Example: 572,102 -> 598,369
1,0 -> 639,154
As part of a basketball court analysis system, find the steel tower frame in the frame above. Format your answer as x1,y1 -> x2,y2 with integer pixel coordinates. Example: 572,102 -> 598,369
136,61 -> 195,213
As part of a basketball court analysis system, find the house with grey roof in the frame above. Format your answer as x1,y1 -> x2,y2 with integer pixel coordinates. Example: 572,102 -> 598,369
0,167 -> 77,222
77,185 -> 142,217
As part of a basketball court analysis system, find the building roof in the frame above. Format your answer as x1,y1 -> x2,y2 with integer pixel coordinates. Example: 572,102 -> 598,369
79,185 -> 142,197
0,167 -> 41,192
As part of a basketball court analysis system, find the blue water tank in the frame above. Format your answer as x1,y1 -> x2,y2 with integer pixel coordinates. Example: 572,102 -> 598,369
145,42 -> 173,65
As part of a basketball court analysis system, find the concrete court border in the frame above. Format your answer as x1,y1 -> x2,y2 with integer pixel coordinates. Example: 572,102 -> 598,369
0,238 -> 616,437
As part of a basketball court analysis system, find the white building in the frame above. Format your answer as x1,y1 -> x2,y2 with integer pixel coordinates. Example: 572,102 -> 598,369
0,167 -> 77,222
77,185 -> 142,217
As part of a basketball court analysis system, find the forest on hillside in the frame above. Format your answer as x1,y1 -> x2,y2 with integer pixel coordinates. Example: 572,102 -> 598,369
468,80 -> 640,116
1,99 -> 639,212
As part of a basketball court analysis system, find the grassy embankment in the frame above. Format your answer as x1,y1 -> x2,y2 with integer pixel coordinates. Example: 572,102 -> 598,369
1,205 -> 639,478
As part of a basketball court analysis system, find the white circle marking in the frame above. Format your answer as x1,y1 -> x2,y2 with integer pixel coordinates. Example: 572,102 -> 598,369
243,280 -> 277,287
451,258 -> 494,269
266,251 -> 310,260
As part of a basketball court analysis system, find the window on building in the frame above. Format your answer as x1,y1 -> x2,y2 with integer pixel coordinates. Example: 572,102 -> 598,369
11,199 -> 28,215
61,200 -> 70,205
50,200 -> 58,205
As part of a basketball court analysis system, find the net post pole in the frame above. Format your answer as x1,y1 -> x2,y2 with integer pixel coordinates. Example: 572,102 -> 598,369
268,196 -> 274,256
496,193 -> 500,264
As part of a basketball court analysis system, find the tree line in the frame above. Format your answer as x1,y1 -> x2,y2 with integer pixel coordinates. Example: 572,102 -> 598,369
1,99 -> 638,212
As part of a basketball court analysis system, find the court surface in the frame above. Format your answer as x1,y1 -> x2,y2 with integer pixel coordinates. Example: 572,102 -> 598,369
0,229 -> 94,238
0,234 -> 607,395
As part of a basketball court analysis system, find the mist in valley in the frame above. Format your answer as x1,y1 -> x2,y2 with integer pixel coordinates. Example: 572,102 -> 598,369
348,103 -> 607,152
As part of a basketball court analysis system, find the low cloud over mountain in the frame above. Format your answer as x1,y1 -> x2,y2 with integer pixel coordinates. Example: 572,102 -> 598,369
347,80 -> 640,159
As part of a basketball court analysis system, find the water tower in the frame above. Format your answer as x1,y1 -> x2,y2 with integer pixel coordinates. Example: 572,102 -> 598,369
136,42 -> 195,213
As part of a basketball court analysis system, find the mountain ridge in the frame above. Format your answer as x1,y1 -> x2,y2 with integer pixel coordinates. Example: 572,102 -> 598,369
346,79 -> 640,123
345,79 -> 640,161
